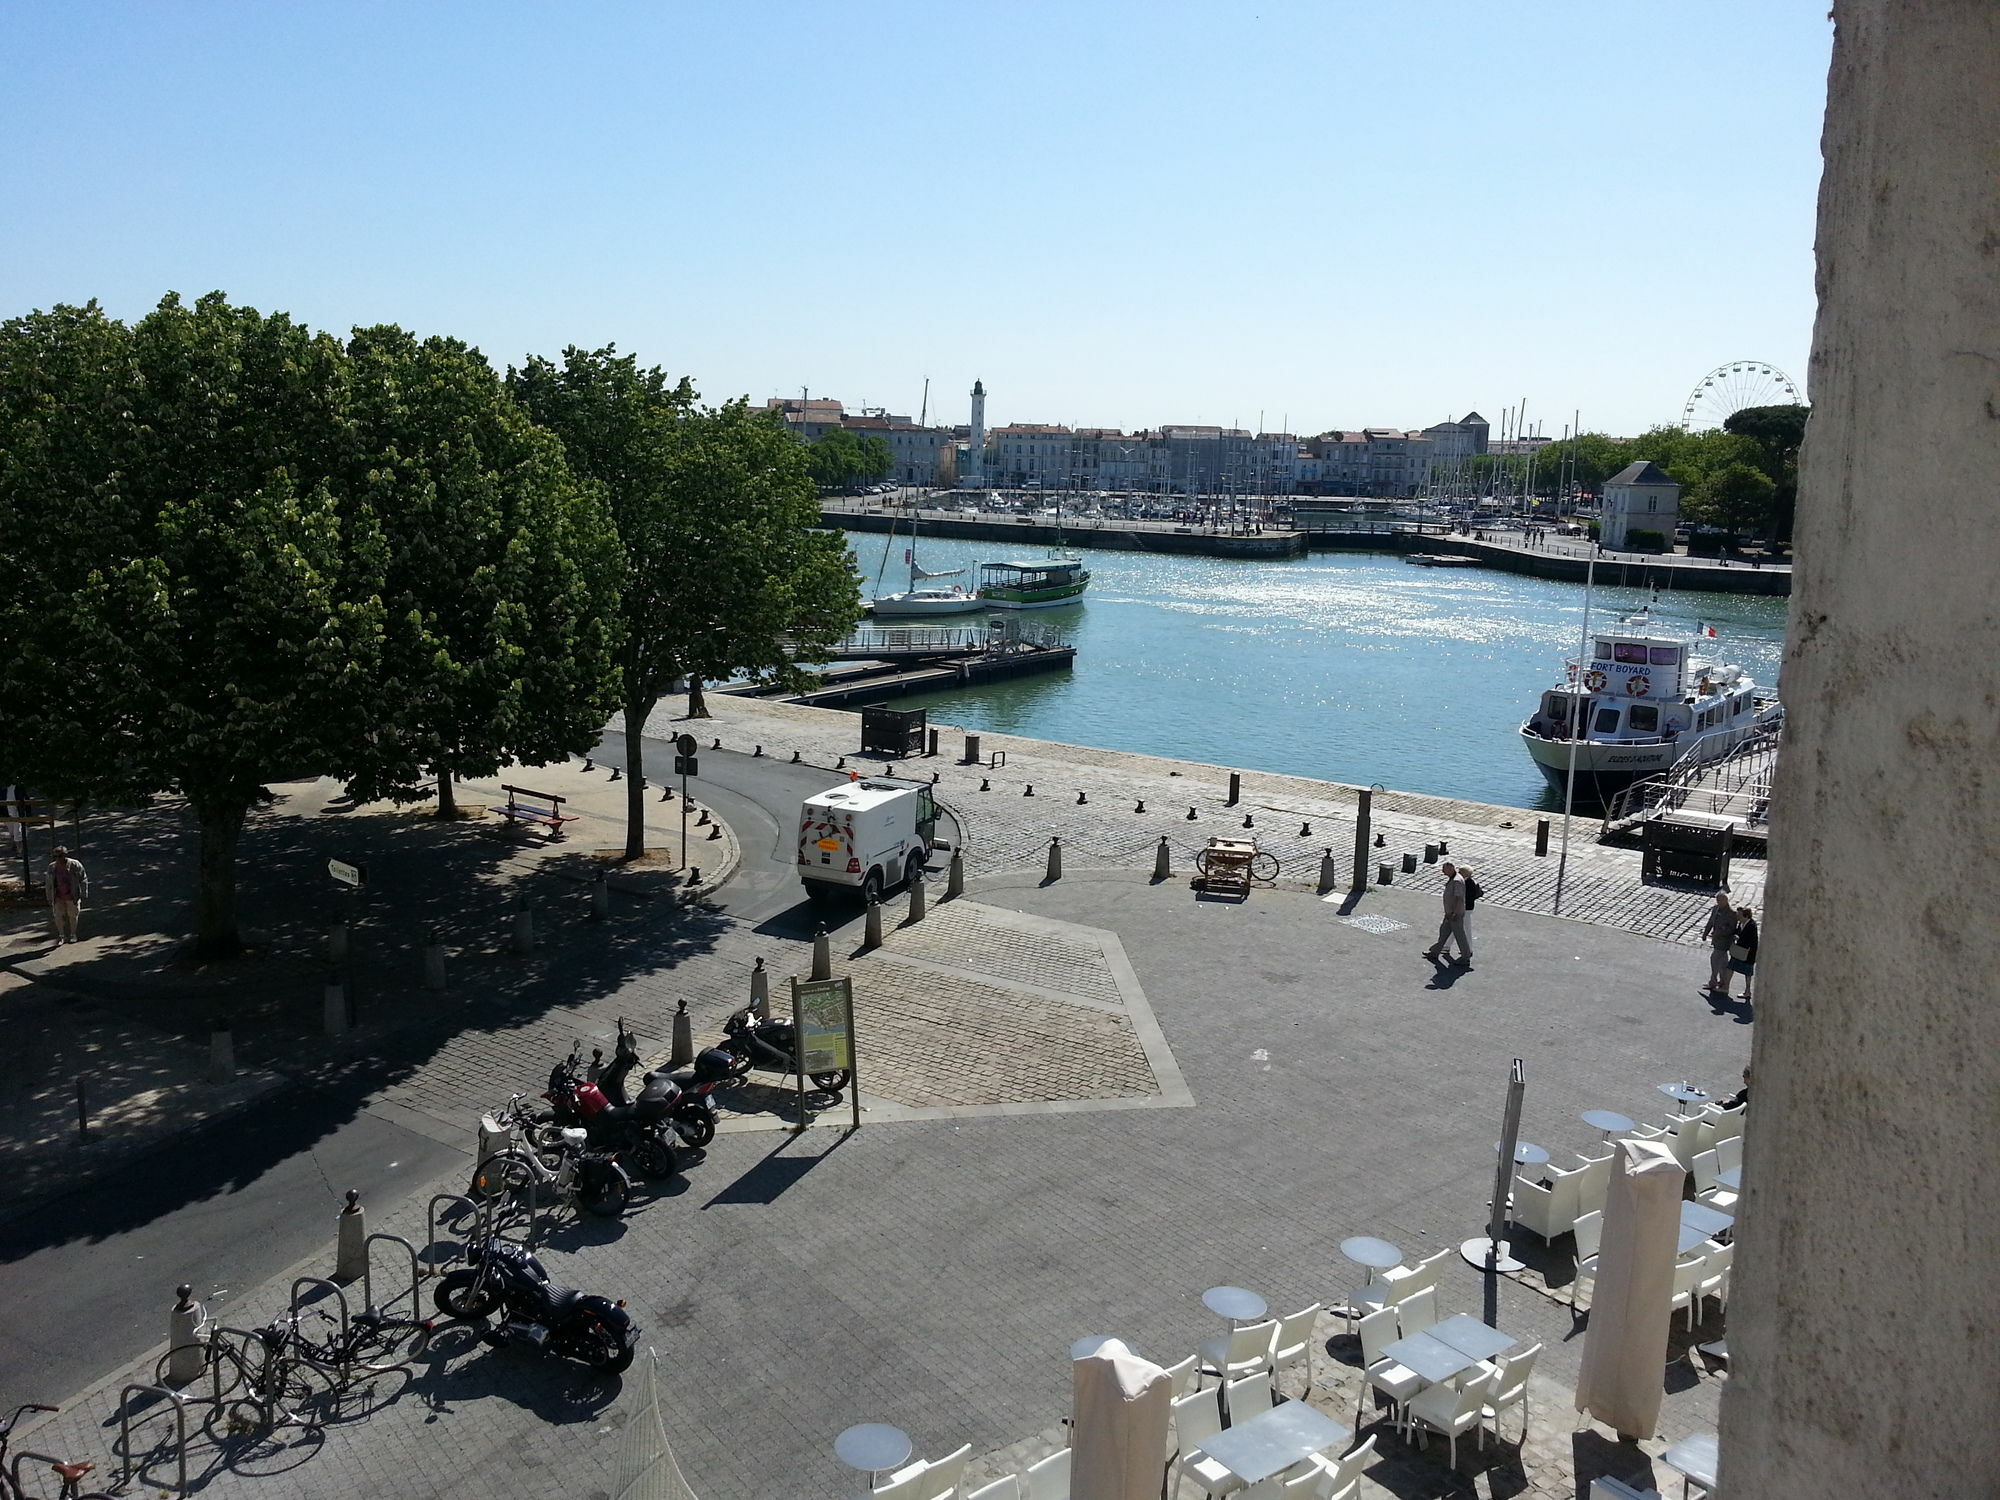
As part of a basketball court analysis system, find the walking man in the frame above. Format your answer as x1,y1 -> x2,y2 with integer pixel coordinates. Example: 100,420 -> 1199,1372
48,845 -> 87,943
1423,861 -> 1473,968
1702,888 -> 1735,994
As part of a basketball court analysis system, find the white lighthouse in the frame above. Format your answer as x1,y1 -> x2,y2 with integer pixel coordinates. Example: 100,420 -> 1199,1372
966,379 -> 987,485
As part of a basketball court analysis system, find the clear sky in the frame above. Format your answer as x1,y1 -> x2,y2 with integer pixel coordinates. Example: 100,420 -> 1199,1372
1,2 -> 1832,438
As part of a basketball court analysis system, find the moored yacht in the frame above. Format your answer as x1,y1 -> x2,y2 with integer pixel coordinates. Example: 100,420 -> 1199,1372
1521,627 -> 1781,800
870,520 -> 986,617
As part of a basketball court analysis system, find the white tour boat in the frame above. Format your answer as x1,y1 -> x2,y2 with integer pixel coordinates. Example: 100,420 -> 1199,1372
1521,625 -> 1782,801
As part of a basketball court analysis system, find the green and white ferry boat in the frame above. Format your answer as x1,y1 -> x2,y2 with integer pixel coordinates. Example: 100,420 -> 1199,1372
977,552 -> 1091,609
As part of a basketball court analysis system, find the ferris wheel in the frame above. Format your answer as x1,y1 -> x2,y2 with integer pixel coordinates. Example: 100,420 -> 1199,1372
1681,361 -> 1803,430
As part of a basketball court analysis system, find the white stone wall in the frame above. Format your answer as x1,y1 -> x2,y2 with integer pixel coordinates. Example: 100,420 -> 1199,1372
1718,3 -> 2000,1493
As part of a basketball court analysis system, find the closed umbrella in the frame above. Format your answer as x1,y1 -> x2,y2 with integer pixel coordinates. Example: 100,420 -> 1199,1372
1575,1138 -> 1683,1439
1070,1339 -> 1171,1500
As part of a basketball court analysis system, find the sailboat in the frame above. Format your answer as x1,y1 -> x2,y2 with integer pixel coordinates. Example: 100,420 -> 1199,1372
870,519 -> 986,617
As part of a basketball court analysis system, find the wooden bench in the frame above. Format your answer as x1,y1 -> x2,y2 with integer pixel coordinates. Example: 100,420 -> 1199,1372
496,785 -> 578,839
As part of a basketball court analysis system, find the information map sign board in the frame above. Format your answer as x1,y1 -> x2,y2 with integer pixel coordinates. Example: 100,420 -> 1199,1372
790,976 -> 860,1130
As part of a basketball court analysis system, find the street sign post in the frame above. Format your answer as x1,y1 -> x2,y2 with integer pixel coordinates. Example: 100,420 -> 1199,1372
674,733 -> 698,867
790,975 -> 860,1131
327,858 -> 367,888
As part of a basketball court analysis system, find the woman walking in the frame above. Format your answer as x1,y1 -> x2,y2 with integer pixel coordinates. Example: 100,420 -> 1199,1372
1726,906 -> 1759,999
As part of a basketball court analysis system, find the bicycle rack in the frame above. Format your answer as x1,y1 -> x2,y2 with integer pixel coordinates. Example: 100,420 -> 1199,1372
360,1233 -> 422,1323
117,1382 -> 190,1494
289,1276 -> 351,1343
206,1325 -> 315,1434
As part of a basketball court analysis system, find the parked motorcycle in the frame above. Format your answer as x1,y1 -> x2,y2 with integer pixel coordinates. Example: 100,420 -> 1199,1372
433,1237 -> 638,1374
720,1008 -> 851,1094
472,1112 -> 635,1216
533,1036 -> 686,1174
595,1020 -> 720,1152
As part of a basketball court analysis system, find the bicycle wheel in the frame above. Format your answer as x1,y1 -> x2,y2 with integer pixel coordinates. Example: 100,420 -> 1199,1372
469,1150 -> 537,1201
156,1338 -> 243,1399
1250,851 -> 1280,882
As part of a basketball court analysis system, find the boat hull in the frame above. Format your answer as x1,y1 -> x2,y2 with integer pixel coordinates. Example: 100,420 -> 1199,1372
980,583 -> 1088,609
1521,710 -> 1779,801
870,594 -> 987,617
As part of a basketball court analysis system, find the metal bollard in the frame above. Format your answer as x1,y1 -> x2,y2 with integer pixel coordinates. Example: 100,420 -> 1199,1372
1318,848 -> 1338,893
511,895 -> 535,955
208,1020 -> 235,1086
1378,862 -> 1393,885
1153,836 -> 1172,881
751,957 -> 771,1020
1535,818 -> 1551,857
946,848 -> 965,899
1423,843 -> 1439,864
327,919 -> 350,967
334,1189 -> 366,1284
590,874 -> 610,920
1352,787 -> 1374,892
964,733 -> 981,765
1227,771 -> 1242,805
864,899 -> 883,949
1186,806 -> 1198,820
1402,851 -> 1418,873
907,871 -> 927,923
323,974 -> 350,1037
1135,800 -> 1146,813
707,823 -> 721,840
670,999 -> 694,1068
166,1286 -> 206,1386
423,928 -> 447,991
1024,784 -> 1034,797
927,727 -> 940,757
811,926 -> 832,981
1045,837 -> 1062,882
1076,791 -> 1087,805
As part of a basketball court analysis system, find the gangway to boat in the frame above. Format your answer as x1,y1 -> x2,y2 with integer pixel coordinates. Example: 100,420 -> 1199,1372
791,626 -> 994,661
1604,727 -> 1782,844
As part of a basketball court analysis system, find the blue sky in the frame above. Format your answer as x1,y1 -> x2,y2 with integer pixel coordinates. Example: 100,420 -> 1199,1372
1,2 -> 1832,437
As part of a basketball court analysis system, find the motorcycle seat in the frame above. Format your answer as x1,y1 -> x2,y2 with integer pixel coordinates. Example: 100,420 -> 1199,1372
543,1288 -> 583,1317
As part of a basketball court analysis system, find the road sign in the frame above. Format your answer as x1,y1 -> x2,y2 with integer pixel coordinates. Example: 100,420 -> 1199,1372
675,733 -> 698,757
673,755 -> 699,777
327,858 -> 367,888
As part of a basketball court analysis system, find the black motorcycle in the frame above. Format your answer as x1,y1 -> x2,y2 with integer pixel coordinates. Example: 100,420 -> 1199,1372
433,1237 -> 638,1374
720,1008 -> 851,1094
596,1020 -> 720,1152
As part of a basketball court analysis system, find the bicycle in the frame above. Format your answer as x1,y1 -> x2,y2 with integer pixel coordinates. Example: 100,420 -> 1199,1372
154,1320 -> 318,1434
0,1403 -> 115,1499
287,1305 -> 435,1390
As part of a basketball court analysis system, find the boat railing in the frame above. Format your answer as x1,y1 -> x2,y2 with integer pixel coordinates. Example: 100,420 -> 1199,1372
1606,721 -> 1784,830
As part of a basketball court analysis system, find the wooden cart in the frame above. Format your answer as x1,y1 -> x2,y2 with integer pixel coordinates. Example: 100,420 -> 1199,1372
1194,837 -> 1279,900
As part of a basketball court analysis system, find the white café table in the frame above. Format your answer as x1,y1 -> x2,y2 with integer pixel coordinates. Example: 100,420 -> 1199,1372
1659,1431 -> 1719,1496
1381,1315 -> 1517,1385
1193,1399 -> 1352,1486
1681,1200 -> 1734,1239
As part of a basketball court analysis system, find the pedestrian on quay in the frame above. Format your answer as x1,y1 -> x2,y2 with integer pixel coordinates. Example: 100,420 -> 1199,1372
1422,860 -> 1474,968
1725,906 -> 1759,999
47,844 -> 87,943
1702,888 -> 1736,994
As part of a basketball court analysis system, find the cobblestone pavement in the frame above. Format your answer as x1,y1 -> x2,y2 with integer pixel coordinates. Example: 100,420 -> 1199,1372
18,870 -> 1750,1500
643,694 -> 1767,948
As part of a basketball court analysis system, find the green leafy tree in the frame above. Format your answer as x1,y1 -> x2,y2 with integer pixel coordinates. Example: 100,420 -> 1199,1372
1725,404 -> 1809,541
0,294 -> 390,958
1687,461 -> 1778,535
509,349 -> 862,857
854,433 -> 893,482
342,326 -> 624,814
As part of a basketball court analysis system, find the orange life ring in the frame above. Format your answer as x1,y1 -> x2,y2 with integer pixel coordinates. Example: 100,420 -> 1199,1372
1583,669 -> 1608,692
1627,674 -> 1651,697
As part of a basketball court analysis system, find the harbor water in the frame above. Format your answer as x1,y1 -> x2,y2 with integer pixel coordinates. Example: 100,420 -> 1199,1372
844,529 -> 1788,812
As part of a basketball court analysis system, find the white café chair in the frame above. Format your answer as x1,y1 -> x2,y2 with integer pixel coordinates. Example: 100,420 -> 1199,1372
1705,1102 -> 1746,1144
871,1462 -> 933,1500
1356,1306 -> 1422,1431
1279,1468 -> 1328,1498
878,1443 -> 970,1500
1696,1242 -> 1734,1313
1590,1479 -> 1663,1500
968,1477 -> 1020,1500
1024,1446 -> 1070,1500
1267,1303 -> 1323,1397
1573,1150 -> 1614,1217
1198,1319 -> 1278,1389
1480,1342 -> 1541,1445
1163,1352 -> 1202,1398
1289,1433 -> 1377,1500
1691,1150 -> 1739,1212
1660,1112 -> 1713,1171
1170,1387 -> 1240,1499
1510,1159 -> 1586,1243
1714,1134 -> 1743,1174
1391,1248 -> 1455,1305
1225,1370 -> 1274,1423
1394,1286 -> 1439,1336
1407,1366 -> 1498,1469
1571,1209 -> 1604,1308
1668,1253 -> 1710,1331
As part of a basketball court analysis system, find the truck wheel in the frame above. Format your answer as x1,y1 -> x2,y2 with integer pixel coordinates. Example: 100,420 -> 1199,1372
862,869 -> 883,905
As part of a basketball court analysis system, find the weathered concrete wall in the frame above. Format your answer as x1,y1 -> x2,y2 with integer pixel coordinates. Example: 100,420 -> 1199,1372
1719,3 -> 2000,1493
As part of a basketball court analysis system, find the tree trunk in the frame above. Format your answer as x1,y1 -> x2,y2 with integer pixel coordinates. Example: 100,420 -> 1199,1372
435,768 -> 457,818
623,703 -> 649,860
685,675 -> 709,719
192,796 -> 248,960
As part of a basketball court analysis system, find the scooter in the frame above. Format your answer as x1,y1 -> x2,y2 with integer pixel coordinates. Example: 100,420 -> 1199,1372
535,1029 -> 689,1168
719,1007 -> 851,1095
433,1237 -> 638,1374
595,1019 -> 719,1151
471,1112 -> 637,1216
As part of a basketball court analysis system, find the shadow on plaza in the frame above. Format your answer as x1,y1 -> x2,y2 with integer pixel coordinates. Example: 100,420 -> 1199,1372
0,784 -> 740,1255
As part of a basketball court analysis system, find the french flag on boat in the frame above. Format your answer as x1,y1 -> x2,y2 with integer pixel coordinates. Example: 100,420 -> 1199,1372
1696,621 -> 1718,638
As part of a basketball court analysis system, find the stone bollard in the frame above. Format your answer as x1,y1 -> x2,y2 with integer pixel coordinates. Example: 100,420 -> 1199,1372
670,999 -> 694,1069
1227,771 -> 1241,805
907,870 -> 927,923
423,927 -> 447,991
1135,800 -> 1146,814
927,727 -> 940,757
811,926 -> 832,981
751,956 -> 771,1019
1401,852 -> 1418,874
1024,784 -> 1035,797
1186,806 -> 1198,820
707,823 -> 721,840
334,1189 -> 366,1283
326,919 -> 350,967
166,1286 -> 206,1386
1045,837 -> 1063,882
660,784 -> 674,802
864,899 -> 883,949
591,874 -> 611,921
207,1019 -> 235,1086
980,778 -> 990,791
511,895 -> 535,954
1076,791 -> 1087,805
1423,843 -> 1439,864
753,744 -> 763,757
1153,836 -> 1172,881
1378,862 -> 1393,885
946,848 -> 965,900
964,733 -> 982,765
323,974 -> 350,1037
1318,848 -> 1338,893
1535,819 -> 1551,857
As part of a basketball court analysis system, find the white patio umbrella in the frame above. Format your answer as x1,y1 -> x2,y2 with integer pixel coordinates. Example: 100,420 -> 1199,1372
1575,1137 -> 1685,1439
1070,1338 -> 1171,1500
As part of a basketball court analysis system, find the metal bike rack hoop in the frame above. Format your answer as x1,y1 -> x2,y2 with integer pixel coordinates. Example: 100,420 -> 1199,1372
117,1383 -> 190,1495
361,1232 -> 423,1321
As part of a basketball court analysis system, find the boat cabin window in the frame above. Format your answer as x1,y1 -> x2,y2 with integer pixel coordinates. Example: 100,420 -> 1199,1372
1732,695 -> 1747,716
1650,646 -> 1681,667
1593,639 -> 1613,660
1628,704 -> 1659,733
1593,707 -> 1622,734
1613,642 -> 1649,664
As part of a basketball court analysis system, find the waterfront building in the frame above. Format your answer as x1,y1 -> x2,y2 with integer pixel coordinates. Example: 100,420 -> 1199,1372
1420,411 -> 1491,461
1303,428 -> 1433,496
1598,460 -> 1680,548
766,396 -> 957,486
